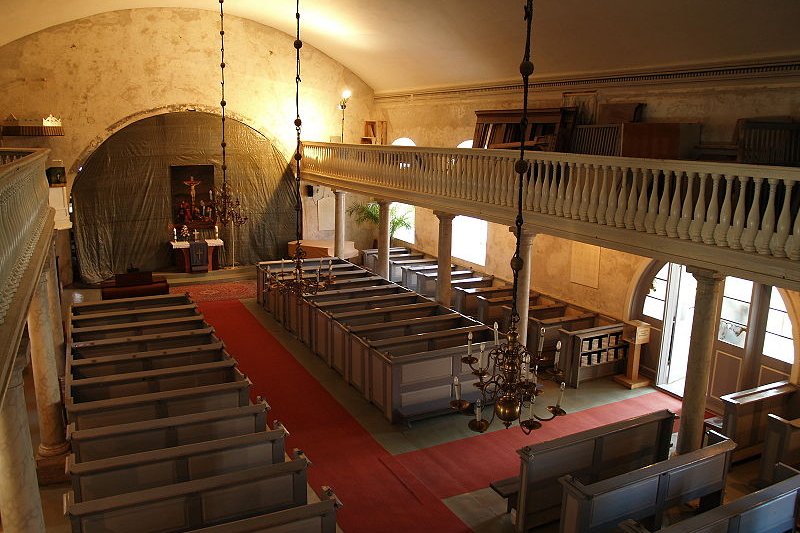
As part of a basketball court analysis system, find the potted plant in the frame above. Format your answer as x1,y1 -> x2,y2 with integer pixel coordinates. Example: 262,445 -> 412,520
346,201 -> 412,244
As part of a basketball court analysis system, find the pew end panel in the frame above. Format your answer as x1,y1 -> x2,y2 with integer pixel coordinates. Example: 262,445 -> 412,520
757,413 -> 800,486
190,499 -> 338,533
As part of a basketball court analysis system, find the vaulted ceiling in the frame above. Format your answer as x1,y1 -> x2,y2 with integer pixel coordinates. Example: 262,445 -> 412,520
3,0 -> 800,94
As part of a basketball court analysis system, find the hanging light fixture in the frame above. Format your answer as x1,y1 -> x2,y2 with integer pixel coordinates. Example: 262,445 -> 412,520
213,0 -> 248,268
450,0 -> 566,434
265,0 -> 334,296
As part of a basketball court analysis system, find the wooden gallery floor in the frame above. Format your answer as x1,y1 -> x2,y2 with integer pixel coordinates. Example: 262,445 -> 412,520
17,270 -> 760,533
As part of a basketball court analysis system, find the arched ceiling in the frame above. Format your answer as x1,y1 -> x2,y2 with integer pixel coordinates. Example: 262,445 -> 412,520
4,0 -> 800,94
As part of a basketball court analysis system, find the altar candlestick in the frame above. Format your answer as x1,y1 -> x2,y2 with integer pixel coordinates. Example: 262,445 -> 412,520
173,227 -> 177,241
214,225 -> 219,239
557,382 -> 566,407
475,399 -> 482,422
453,376 -> 461,401
493,322 -> 499,346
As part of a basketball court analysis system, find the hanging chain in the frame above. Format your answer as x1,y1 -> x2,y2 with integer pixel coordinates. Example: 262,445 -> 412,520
509,0 -> 535,333
293,0 -> 304,246
217,0 -> 231,226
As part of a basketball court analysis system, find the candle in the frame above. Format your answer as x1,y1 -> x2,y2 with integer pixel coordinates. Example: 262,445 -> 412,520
493,322 -> 499,346
173,227 -> 177,241
209,189 -> 213,200
479,343 -> 486,369
214,225 -> 219,239
521,354 -> 529,380
533,364 -> 538,385
453,376 -> 461,401
328,258 -> 333,277
280,258 -> 285,274
528,395 -> 535,420
467,331 -> 473,356
557,382 -> 566,407
475,399 -> 482,422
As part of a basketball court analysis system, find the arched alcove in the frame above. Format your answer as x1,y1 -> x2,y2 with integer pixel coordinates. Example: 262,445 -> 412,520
72,111 -> 295,283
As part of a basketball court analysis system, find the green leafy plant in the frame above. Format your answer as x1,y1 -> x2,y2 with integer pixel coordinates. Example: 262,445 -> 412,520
346,201 -> 412,239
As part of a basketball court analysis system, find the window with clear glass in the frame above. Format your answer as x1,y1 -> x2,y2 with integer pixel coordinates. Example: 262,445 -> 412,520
391,202 -> 415,244
764,287 -> 794,363
451,215 -> 487,266
718,277 -> 753,348
391,137 -> 416,146
456,139 -> 473,148
642,264 -> 669,320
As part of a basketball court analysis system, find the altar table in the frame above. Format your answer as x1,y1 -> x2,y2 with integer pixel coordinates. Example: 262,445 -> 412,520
170,239 -> 223,272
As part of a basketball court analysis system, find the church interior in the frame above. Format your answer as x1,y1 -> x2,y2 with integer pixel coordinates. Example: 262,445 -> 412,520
1,1 -> 800,532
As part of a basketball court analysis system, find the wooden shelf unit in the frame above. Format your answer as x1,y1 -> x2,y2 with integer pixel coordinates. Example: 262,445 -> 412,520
560,324 -> 628,388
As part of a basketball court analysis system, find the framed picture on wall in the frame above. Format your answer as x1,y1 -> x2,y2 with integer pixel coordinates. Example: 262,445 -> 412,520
170,165 -> 215,229
46,166 -> 66,187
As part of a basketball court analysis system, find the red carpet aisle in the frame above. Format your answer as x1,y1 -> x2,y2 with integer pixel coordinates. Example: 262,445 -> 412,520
200,299 -> 684,532
199,299 -> 472,533
170,281 -> 256,302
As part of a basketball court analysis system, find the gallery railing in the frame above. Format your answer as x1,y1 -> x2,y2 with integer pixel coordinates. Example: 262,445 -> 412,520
302,142 -> 800,288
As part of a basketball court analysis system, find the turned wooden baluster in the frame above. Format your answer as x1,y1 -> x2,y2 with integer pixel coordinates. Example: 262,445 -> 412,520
787,197 -> 800,260
771,179 -> 794,257
506,157 -> 516,207
741,177 -> 763,252
701,173 -> 721,245
633,168 -> 649,231
655,169 -> 672,236
595,165 -> 609,225
605,166 -> 620,226
688,172 -> 707,242
529,160 -> 542,211
562,162 -> 576,218
580,163 -> 593,221
571,163 -> 584,220
555,161 -> 568,216
728,176 -> 748,250
713,174 -> 735,247
754,178 -> 779,255
547,161 -> 559,215
539,161 -> 552,213
615,167 -> 630,228
644,169 -> 659,233
666,170 -> 682,238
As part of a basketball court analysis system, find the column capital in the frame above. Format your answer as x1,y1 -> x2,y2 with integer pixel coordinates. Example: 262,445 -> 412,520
333,189 -> 346,196
508,226 -> 537,245
376,198 -> 391,207
433,211 -> 456,222
686,266 -> 725,284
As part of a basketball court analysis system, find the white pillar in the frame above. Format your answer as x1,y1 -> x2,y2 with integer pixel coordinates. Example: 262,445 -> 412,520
509,227 -> 536,346
0,348 -> 46,533
45,249 -> 65,377
435,212 -> 456,306
27,272 -> 69,458
334,190 -> 346,259
376,200 -> 391,279
676,267 -> 724,455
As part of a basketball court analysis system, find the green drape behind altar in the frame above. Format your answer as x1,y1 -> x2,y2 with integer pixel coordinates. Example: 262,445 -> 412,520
72,112 -> 295,284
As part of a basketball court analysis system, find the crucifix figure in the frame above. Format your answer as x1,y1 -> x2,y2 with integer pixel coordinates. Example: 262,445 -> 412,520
183,176 -> 202,209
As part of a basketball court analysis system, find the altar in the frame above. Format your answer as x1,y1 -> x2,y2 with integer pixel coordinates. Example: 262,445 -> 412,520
170,239 -> 224,272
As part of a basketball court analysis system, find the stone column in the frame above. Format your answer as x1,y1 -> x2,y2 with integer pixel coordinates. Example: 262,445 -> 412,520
676,267 -> 725,455
334,190 -> 346,259
27,272 -> 69,458
376,200 -> 391,279
0,348 -> 46,533
435,212 -> 456,306
509,227 -> 536,346
45,249 -> 65,377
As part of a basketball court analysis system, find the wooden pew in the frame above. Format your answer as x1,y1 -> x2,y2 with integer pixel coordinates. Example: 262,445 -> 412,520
192,499 -> 337,533
757,412 -> 800,486
362,246 -> 411,271
416,269 -> 474,296
489,409 -> 675,532
64,459 -> 308,533
258,259 -> 359,311
452,285 -> 513,316
720,381 -> 800,462
358,325 -> 493,422
68,430 -> 286,502
528,311 -> 600,367
388,257 -> 436,282
70,304 -> 200,328
401,263 -> 456,290
66,374 -> 252,430
68,401 -> 269,462
475,293 -> 545,325
69,327 -> 220,359
69,343 -> 229,379
70,315 -> 208,342
617,465 -> 800,533
558,433 -> 735,532
70,293 -> 193,316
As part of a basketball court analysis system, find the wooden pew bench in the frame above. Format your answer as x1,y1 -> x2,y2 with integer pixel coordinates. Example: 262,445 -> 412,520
68,401 -> 269,462
68,343 -> 228,379
618,465 -> 800,533
475,293 -> 544,325
68,430 -> 286,502
362,246 -> 410,271
64,459 -> 308,533
66,374 -> 252,430
401,263 -> 456,290
388,257 -> 436,282
452,285 -> 513,316
192,499 -> 337,533
69,303 -> 200,328
70,293 -> 193,316
528,311 -> 599,366
416,269 -> 474,296
720,380 -> 800,462
258,259 -> 359,311
70,315 -> 208,342
558,434 -> 735,532
69,327 -> 220,359
489,409 -> 676,531
757,412 -> 800,486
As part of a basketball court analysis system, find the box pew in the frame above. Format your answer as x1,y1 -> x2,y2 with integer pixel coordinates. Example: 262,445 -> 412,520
68,430 -> 286,502
64,459 -> 308,533
401,263 -> 456,290
617,465 -> 800,533
307,285 -> 413,360
416,269 -> 475,297
70,304 -> 200,328
489,409 -> 675,532
388,257 -> 435,282
359,325 -> 493,422
69,327 -> 219,360
362,246 -> 411,271
66,359 -> 241,403
68,401 -> 269,462
528,311 -> 600,367
498,302 -> 568,331
66,372 -> 252,430
192,499 -> 337,533
328,301 -> 441,379
258,259 -> 357,313
345,313 -> 470,393
757,413 -> 800,486
70,293 -> 193,316
68,343 -> 228,379
475,293 -> 546,325
452,285 -> 513,316
558,434 -> 735,533
720,381 -> 800,462
70,315 -> 208,342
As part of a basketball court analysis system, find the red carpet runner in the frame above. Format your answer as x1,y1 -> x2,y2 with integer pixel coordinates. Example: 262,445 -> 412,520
171,281 -> 256,302
200,299 -> 684,533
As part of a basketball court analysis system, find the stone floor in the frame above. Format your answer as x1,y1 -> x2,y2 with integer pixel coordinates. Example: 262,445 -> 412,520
8,270 -> 764,532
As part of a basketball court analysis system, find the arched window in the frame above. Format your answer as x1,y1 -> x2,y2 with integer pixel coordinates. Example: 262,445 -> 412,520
391,202 -> 415,244
452,215 -> 487,266
391,137 -> 416,146
456,139 -> 473,148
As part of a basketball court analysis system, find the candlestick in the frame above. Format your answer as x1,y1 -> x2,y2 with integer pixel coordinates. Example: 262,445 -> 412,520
173,227 -> 177,241
214,225 -> 219,239
453,376 -> 461,401
557,382 -> 565,407
493,322 -> 499,346
475,398 -> 482,422
479,343 -> 486,369
467,331 -> 473,356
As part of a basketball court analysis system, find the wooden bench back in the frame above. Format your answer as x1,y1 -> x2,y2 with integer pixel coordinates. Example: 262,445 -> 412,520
70,293 -> 193,315
372,325 -> 492,356
190,499 -> 337,533
69,343 -> 228,379
70,303 -> 200,327
352,313 -> 467,340
70,315 -> 208,341
70,328 -> 219,358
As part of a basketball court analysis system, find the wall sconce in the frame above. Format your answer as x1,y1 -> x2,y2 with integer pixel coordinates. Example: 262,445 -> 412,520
338,89 -> 351,143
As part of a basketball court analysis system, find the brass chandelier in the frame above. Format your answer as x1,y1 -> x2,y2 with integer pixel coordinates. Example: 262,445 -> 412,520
265,0 -> 334,296
450,0 -> 566,434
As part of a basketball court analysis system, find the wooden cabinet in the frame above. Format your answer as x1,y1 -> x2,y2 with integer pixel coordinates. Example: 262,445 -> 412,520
472,107 -> 577,151
561,324 -> 628,388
